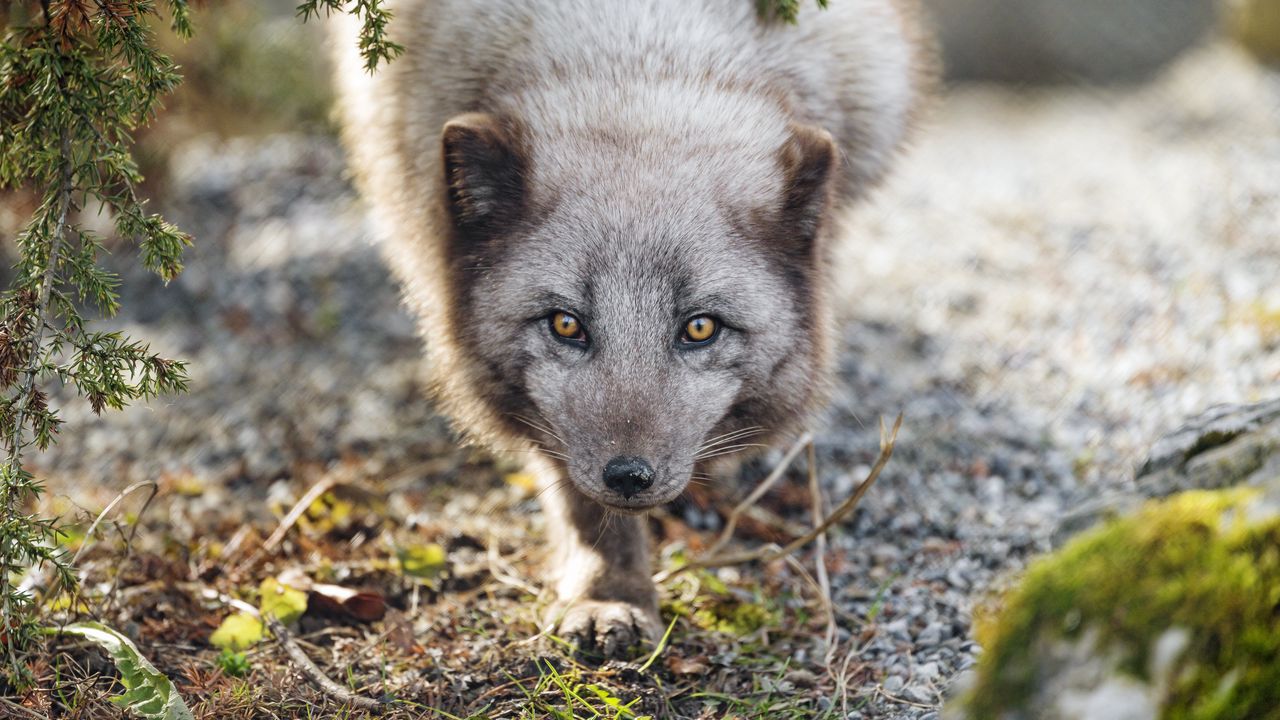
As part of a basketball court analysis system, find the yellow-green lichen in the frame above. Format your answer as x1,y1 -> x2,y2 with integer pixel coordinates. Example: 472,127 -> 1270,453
962,487 -> 1280,720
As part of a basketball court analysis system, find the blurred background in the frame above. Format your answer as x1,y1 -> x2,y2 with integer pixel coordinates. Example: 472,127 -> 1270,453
0,0 -> 1270,492
2,1 -> 1277,716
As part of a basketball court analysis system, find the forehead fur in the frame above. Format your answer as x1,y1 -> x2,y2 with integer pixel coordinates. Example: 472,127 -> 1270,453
489,190 -> 790,331
509,76 -> 792,214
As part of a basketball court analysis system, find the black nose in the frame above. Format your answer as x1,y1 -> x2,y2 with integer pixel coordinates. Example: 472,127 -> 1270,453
602,456 -> 655,499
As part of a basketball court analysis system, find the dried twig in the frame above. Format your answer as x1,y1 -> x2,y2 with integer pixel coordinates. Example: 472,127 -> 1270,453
0,696 -> 45,720
234,473 -> 342,573
265,616 -> 385,712
877,684 -> 935,709
656,415 -> 902,583
65,481 -> 158,569
187,576 -> 388,711
740,504 -> 810,539
261,475 -> 341,552
808,440 -> 837,661
487,531 -> 541,596
702,431 -> 813,558
30,480 -> 158,610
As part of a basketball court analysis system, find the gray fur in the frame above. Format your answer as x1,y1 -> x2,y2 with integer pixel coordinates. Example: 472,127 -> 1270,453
331,0 -> 931,655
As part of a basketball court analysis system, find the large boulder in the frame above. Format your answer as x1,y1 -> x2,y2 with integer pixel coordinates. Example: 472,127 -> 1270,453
1054,399 -> 1280,545
923,0 -> 1219,83
1136,399 -> 1280,496
946,402 -> 1280,719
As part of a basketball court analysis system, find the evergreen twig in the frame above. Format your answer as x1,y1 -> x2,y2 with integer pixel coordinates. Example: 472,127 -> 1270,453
760,0 -> 830,24
0,0 -> 401,684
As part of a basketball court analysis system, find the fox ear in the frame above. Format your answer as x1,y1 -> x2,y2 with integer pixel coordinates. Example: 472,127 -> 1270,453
442,113 -> 526,236
777,123 -> 838,243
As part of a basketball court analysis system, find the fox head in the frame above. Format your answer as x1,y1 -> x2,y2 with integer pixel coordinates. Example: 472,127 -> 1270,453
438,112 -> 836,511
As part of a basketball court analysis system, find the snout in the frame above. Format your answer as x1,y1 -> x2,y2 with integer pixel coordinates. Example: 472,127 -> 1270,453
602,456 -> 655,499
571,453 -> 689,512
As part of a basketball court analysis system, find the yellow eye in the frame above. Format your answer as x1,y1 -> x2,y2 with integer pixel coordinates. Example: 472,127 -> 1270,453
682,315 -> 718,344
551,311 -> 585,341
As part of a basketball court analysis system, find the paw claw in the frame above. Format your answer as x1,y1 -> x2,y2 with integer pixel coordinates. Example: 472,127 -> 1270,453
553,600 -> 661,659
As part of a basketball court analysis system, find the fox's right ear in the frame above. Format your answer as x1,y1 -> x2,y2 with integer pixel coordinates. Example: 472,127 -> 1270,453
777,123 -> 837,246
442,113 -> 527,237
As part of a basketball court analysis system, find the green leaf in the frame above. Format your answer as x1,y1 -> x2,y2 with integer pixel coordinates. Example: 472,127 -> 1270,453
396,543 -> 447,579
258,577 -> 308,624
209,612 -> 265,652
44,622 -> 194,720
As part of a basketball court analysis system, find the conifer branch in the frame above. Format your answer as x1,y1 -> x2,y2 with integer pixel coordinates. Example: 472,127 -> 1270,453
0,0 -> 404,683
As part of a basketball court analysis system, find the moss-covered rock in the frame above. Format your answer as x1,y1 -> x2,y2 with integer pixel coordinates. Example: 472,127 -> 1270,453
1228,0 -> 1280,64
949,482 -> 1280,720
1054,400 -> 1280,548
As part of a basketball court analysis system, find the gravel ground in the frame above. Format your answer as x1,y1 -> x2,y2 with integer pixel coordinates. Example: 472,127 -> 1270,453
32,43 -> 1280,718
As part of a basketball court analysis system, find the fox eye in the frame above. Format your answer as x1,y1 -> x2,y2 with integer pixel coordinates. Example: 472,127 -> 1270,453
549,311 -> 587,344
681,315 -> 719,345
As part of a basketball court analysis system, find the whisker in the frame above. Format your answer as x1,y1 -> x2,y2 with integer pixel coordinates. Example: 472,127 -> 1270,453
509,413 -> 566,445
589,507 -> 616,554
533,406 -> 561,430
484,473 -> 569,520
530,476 -> 573,504
706,424 -> 763,439
530,443 -> 570,461
692,443 -> 768,461
530,408 -> 569,445
488,446 -> 572,465
695,434 -> 768,458
493,447 -> 557,457
509,413 -> 546,432
711,425 -> 765,442
696,426 -> 766,453
700,440 -> 767,453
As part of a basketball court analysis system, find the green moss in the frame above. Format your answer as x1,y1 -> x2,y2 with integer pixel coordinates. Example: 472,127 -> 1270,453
662,570 -> 780,636
1229,0 -> 1280,64
691,600 -> 776,635
963,487 -> 1280,720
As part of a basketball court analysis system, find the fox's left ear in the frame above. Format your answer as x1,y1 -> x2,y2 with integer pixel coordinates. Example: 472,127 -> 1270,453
777,123 -> 838,244
441,113 -> 527,239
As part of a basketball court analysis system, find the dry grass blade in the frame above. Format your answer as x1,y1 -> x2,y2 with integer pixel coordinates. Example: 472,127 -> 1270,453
808,440 -> 837,661
68,480 -> 159,570
32,480 -> 159,608
656,414 -> 902,582
0,696 -> 44,720
259,475 -> 340,552
701,431 -> 813,559
487,530 -> 541,596
233,472 -> 344,574
265,616 -> 386,712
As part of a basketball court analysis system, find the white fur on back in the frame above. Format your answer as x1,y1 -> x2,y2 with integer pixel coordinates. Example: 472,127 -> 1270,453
334,0 -> 926,211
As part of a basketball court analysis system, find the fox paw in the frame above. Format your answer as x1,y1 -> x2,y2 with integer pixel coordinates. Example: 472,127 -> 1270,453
554,600 -> 661,659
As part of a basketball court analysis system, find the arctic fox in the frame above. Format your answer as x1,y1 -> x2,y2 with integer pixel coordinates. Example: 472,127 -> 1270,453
332,0 -> 931,657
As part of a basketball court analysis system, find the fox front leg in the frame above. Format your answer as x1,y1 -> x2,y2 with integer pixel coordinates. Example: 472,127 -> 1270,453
536,471 -> 661,658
